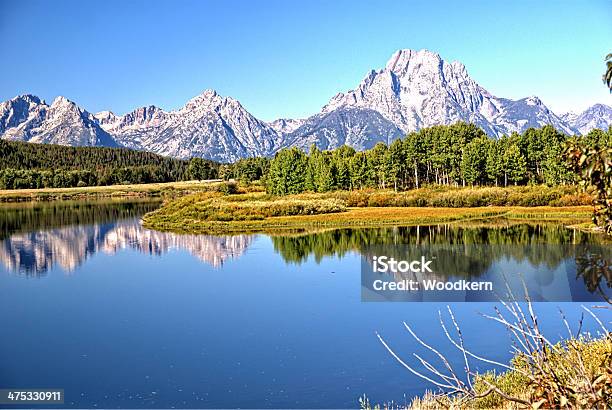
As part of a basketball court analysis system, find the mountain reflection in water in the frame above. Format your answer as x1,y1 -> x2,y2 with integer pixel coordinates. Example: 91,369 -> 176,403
0,200 -> 253,274
0,200 -> 609,302
0,221 -> 253,274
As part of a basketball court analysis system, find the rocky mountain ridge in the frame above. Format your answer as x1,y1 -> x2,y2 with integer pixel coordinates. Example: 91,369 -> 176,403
1,49 -> 610,161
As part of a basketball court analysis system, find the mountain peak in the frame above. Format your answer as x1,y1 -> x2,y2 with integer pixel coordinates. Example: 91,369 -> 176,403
95,110 -> 115,118
524,96 -> 543,106
194,88 -> 220,102
51,96 -> 75,108
563,103 -> 612,134
449,60 -> 467,75
0,93 -> 117,147
587,103 -> 611,112
385,49 -> 442,75
201,89 -> 218,98
321,48 -> 577,138
183,89 -> 224,110
94,110 -> 119,127
13,94 -> 43,105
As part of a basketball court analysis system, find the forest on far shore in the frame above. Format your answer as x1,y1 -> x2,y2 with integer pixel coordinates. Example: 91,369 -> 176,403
0,140 -> 218,189
0,122 -> 610,192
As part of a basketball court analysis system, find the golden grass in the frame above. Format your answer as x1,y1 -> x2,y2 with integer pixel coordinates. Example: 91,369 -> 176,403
362,334 -> 611,409
143,204 -> 592,235
307,185 -> 592,208
141,186 -> 595,235
0,179 -> 223,202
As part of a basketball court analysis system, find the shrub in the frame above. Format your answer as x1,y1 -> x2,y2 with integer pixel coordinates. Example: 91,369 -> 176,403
372,299 -> 611,410
334,186 -> 591,208
217,181 -> 238,195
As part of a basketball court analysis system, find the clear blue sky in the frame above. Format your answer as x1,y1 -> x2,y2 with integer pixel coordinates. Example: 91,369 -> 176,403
1,0 -> 610,120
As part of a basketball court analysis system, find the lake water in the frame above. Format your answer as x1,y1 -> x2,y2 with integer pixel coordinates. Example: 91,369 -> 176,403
0,200 -> 610,408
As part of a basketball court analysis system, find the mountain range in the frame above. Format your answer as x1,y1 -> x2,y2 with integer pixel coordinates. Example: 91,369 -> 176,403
1,49 -> 610,162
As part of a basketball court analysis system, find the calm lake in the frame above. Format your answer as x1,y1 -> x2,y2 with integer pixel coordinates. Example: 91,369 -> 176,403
0,200 -> 610,408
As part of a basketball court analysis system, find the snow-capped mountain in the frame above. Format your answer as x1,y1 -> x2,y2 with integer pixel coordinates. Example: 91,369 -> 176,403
0,94 -> 117,147
561,104 -> 612,135
96,89 -> 279,162
1,48 -> 610,161
314,49 -> 576,145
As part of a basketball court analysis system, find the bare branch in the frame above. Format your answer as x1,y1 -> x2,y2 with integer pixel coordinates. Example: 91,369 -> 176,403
582,305 -> 607,334
445,307 -> 473,389
559,307 -> 573,339
403,321 -> 463,388
412,353 -> 461,388
438,311 -> 525,376
375,275 -> 610,409
375,331 -> 456,391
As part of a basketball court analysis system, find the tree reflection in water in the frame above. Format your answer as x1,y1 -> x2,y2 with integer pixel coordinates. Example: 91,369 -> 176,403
575,248 -> 612,304
270,221 -> 611,302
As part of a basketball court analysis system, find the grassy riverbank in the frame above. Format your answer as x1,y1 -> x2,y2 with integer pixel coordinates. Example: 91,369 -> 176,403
363,333 -> 611,409
142,185 -> 593,234
0,180 -> 225,202
2,182 -> 594,233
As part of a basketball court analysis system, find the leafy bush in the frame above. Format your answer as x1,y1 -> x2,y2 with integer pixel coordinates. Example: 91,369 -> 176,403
216,181 -> 238,195
470,334 -> 612,409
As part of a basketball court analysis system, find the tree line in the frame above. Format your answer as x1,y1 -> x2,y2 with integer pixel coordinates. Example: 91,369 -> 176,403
221,122 -> 611,195
1,123 -> 610,194
0,140 -> 219,189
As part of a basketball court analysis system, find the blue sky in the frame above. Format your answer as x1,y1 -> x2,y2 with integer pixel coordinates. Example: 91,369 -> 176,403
0,0 -> 610,120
